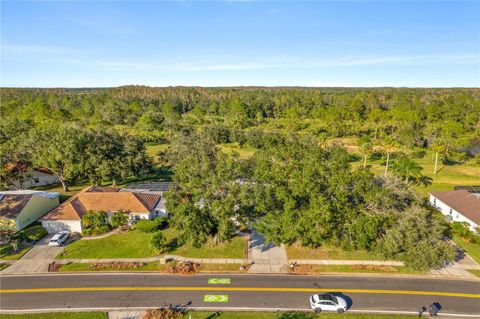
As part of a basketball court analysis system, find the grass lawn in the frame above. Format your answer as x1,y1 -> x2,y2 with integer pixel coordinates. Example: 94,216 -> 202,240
218,143 -> 255,159
291,264 -> 423,275
1,313 -> 107,319
59,262 -> 242,273
286,244 -> 381,261
146,143 -> 169,165
58,228 -> 246,259
0,245 -> 32,260
60,261 -> 167,272
184,312 -> 416,318
0,263 -> 11,270
453,235 -> 480,264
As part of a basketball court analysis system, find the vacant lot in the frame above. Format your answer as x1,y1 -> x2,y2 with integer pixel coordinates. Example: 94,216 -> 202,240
58,228 -> 246,259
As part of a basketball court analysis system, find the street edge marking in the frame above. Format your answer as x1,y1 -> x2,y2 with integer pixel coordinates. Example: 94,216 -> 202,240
1,286 -> 479,299
0,307 -> 479,318
1,272 -> 479,282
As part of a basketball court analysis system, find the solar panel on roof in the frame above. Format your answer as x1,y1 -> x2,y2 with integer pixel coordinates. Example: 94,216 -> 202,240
125,182 -> 176,191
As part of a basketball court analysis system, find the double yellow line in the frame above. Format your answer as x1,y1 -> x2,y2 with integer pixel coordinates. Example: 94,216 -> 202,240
1,286 -> 479,299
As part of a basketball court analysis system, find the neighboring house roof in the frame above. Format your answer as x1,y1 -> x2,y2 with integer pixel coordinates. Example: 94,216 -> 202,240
124,182 -> 175,192
430,190 -> 480,225
0,190 -> 60,219
42,186 -> 161,221
0,194 -> 33,219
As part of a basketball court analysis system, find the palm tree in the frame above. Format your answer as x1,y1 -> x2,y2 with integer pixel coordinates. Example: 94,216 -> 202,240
381,136 -> 397,177
390,155 -> 423,184
358,136 -> 373,169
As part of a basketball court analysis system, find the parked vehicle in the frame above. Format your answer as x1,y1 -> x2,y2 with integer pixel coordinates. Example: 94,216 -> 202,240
310,293 -> 347,313
48,231 -> 70,246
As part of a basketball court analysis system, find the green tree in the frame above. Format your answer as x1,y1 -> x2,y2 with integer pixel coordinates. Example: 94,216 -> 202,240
358,136 -> 373,169
376,206 -> 455,270
110,211 -> 129,228
390,155 -> 423,184
27,126 -> 89,192
150,231 -> 167,253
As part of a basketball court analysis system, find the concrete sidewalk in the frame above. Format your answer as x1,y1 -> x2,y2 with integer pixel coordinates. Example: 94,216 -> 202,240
247,230 -> 288,273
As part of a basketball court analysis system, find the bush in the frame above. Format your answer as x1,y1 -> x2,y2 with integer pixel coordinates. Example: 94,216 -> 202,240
110,211 -> 129,228
150,231 -> 167,253
13,225 -> 48,242
135,218 -> 167,233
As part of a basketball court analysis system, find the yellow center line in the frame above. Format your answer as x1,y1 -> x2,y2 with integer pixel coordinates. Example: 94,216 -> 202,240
1,287 -> 479,299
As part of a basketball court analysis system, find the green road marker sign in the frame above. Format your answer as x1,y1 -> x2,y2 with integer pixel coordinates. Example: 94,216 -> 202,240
208,278 -> 231,284
203,295 -> 229,303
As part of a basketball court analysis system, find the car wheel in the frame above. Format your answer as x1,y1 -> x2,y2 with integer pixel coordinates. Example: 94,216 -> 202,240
314,308 -> 322,313
337,308 -> 345,313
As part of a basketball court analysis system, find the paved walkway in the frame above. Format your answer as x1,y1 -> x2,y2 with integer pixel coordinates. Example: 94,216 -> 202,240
1,236 -> 62,274
247,230 -> 288,273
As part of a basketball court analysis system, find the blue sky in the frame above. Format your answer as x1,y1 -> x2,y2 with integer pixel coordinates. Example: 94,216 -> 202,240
1,1 -> 479,87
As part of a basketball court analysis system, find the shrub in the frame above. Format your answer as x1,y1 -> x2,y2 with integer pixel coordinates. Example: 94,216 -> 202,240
110,211 -> 129,228
13,225 -> 48,242
150,231 -> 167,253
135,218 -> 166,233
82,211 -> 110,235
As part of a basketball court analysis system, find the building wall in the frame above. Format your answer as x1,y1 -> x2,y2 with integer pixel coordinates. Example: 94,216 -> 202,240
429,194 -> 479,230
42,220 -> 82,234
10,171 -> 59,190
15,195 -> 60,230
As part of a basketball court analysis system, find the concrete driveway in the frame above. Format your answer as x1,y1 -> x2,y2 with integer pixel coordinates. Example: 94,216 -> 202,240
2,235 -> 64,274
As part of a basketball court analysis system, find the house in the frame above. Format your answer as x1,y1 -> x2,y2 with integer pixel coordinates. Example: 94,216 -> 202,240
429,190 -> 480,231
41,186 -> 166,234
0,190 -> 60,232
9,168 -> 59,190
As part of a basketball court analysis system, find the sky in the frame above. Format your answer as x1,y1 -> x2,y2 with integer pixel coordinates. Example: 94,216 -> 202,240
1,1 -> 479,88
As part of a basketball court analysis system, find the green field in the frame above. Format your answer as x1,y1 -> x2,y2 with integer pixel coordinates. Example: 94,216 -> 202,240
286,244 -> 380,261
0,246 -> 31,260
1,313 -> 107,319
58,229 -> 246,259
453,235 -> 480,264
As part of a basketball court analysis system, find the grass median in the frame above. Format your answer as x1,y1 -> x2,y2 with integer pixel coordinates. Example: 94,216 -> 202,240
290,264 -> 424,275
184,312 -> 416,319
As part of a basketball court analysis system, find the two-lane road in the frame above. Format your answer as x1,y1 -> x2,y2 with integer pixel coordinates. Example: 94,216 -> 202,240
1,273 -> 479,316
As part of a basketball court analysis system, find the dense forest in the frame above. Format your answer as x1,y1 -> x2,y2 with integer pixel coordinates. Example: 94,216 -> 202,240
1,86 -> 479,270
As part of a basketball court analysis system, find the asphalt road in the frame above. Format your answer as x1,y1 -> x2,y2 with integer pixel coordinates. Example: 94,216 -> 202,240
1,273 -> 479,316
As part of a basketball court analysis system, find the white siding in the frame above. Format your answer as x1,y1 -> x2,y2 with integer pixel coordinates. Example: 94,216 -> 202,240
10,171 -> 59,190
429,194 -> 479,231
42,220 -> 82,234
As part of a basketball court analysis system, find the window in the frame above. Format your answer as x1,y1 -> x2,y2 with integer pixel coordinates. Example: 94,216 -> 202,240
449,208 -> 452,215
34,178 -> 40,183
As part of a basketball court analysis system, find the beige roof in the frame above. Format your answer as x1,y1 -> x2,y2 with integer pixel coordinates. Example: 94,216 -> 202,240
42,187 -> 161,221
430,190 -> 480,224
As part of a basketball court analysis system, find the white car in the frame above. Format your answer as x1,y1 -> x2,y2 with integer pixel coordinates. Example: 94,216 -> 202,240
48,231 -> 70,246
310,293 -> 347,313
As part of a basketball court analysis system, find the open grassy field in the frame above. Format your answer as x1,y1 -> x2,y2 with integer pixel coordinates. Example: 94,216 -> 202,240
145,143 -> 169,165
218,143 -> 255,159
1,313 -> 107,319
58,229 -> 246,259
184,312 -> 416,319
453,235 -> 480,264
286,244 -> 381,261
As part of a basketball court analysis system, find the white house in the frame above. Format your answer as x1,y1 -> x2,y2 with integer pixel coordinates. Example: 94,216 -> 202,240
41,186 -> 165,234
429,190 -> 480,231
0,190 -> 60,231
10,168 -> 59,190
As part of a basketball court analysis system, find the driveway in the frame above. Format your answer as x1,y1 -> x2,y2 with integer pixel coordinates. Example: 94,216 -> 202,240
2,235 -> 63,274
